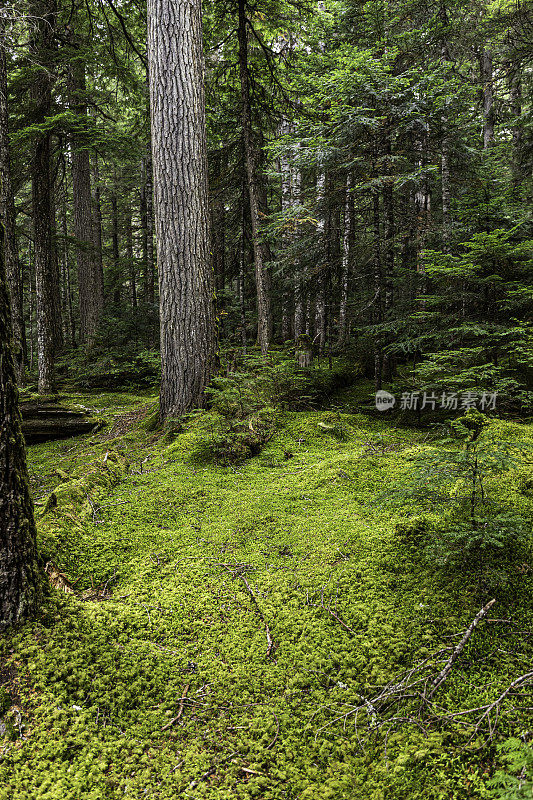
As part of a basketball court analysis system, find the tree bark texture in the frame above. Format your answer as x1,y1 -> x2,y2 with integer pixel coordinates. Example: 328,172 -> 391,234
0,224 -> 43,631
337,171 -> 354,347
148,0 -> 216,418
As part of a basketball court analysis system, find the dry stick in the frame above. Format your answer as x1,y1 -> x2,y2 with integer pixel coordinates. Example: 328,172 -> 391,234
266,712 -> 280,750
161,683 -> 191,731
473,670 -> 533,739
223,567 -> 276,656
427,598 -> 496,699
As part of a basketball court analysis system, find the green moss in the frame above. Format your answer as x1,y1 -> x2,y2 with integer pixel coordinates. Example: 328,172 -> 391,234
2,390 -> 531,799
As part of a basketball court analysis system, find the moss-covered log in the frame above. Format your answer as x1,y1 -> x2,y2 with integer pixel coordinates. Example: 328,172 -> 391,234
20,402 -> 101,443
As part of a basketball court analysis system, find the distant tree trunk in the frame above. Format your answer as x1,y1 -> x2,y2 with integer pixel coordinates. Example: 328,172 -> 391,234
314,163 -> 326,354
481,49 -> 494,149
125,202 -> 137,309
337,171 -> 354,347
0,224 -> 43,631
279,119 -> 292,342
69,46 -> 102,344
509,64 -> 522,194
441,111 -> 451,251
293,154 -> 305,341
237,0 -> 272,354
373,188 -> 382,391
239,190 -> 248,355
50,183 -> 63,352
60,194 -> 76,347
110,183 -> 121,304
91,152 -> 105,311
0,21 -> 26,381
148,0 -> 216,418
30,0 -> 56,394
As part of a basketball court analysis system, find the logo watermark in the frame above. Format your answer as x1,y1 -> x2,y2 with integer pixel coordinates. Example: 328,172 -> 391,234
375,390 -> 497,412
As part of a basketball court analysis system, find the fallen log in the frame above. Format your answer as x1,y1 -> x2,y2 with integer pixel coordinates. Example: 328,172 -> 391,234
20,402 -> 102,444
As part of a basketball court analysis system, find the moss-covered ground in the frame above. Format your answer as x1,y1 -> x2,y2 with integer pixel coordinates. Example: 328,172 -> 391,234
1,389 -> 532,799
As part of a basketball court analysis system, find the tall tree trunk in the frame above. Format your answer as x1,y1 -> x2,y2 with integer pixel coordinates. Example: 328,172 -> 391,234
30,0 -> 56,394
0,20 -> 26,381
148,0 -> 216,418
0,222 -> 43,631
481,49 -> 494,149
237,0 -> 272,354
337,171 -> 354,347
70,50 -> 102,343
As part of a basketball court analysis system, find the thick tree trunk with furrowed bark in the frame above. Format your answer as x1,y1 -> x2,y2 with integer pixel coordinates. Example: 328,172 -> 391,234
0,225 -> 43,631
148,0 -> 215,419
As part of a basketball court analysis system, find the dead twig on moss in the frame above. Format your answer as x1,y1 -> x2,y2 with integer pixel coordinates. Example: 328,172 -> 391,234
306,588 -> 355,634
426,598 -> 496,699
221,566 -> 276,656
161,683 -> 191,731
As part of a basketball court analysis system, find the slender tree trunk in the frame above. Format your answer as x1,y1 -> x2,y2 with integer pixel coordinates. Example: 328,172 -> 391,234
110,183 -> 121,304
373,188 -> 382,391
0,222 -> 44,631
237,0 -> 272,354
337,171 -> 354,347
509,64 -> 522,195
293,154 -> 304,341
60,194 -> 75,346
441,109 -> 451,251
30,0 -> 56,394
125,201 -> 137,309
481,49 -> 494,149
0,21 -> 26,381
239,190 -> 248,355
69,44 -> 102,344
91,152 -> 105,311
148,0 -> 216,418
279,119 -> 292,342
50,180 -> 63,352
314,162 -> 326,353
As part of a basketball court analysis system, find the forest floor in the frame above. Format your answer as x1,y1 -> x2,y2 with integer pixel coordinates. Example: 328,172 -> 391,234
1,386 -> 532,799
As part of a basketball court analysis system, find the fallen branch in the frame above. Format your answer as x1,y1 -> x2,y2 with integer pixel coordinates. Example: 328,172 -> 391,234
222,566 -> 276,657
427,599 -> 496,699
161,683 -> 190,731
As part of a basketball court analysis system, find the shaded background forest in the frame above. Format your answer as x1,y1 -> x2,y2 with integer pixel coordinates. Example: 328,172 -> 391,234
1,0 -> 532,410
